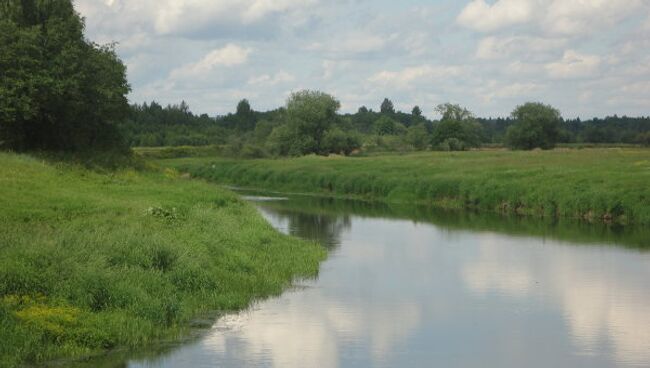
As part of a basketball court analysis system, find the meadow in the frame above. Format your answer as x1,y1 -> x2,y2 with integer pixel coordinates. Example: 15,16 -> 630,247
0,153 -> 325,367
158,148 -> 650,225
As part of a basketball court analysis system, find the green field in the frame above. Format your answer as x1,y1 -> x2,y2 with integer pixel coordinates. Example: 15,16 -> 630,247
159,148 -> 650,225
0,153 -> 325,367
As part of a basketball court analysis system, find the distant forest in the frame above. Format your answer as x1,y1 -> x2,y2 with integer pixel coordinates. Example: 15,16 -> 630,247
119,98 -> 650,151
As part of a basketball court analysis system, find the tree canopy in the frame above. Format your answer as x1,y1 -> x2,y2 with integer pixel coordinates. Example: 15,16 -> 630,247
380,98 -> 395,114
0,0 -> 130,152
505,102 -> 561,150
431,103 -> 482,150
265,90 -> 359,156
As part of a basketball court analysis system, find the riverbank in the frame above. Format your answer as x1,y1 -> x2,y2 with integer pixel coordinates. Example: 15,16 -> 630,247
158,148 -> 650,225
0,152 -> 325,367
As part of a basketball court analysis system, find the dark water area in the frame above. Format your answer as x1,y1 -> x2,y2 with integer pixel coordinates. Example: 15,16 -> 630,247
68,191 -> 650,368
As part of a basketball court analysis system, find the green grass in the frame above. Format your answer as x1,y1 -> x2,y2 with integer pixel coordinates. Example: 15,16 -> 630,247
159,148 -> 650,224
0,152 -> 325,367
133,145 -> 223,160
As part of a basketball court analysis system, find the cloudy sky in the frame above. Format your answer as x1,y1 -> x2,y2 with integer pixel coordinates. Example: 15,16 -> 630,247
75,0 -> 650,119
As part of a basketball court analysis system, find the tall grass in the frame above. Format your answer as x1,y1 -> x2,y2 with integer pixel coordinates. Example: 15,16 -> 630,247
161,148 -> 650,224
0,152 -> 325,367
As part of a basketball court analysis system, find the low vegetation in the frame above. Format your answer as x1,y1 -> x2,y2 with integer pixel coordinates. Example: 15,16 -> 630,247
0,152 -> 325,367
161,148 -> 650,225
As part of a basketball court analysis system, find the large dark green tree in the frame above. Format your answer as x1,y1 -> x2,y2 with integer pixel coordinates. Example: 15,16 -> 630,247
0,0 -> 130,151
380,98 -> 395,114
505,102 -> 561,150
266,90 -> 359,156
431,103 -> 482,150
234,98 -> 256,131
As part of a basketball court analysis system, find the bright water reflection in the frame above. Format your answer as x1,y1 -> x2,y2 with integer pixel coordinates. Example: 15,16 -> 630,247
88,194 -> 650,368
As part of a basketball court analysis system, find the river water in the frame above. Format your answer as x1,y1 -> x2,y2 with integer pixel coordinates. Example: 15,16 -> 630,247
73,193 -> 650,368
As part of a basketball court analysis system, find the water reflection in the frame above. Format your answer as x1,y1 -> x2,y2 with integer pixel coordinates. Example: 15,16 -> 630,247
74,193 -> 650,368
257,206 -> 350,250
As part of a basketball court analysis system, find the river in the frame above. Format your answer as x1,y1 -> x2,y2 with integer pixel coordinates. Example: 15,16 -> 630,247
70,192 -> 650,368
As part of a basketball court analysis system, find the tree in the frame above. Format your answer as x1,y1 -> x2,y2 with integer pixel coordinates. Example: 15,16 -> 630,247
431,103 -> 482,150
234,98 -> 255,131
412,106 -> 422,117
0,0 -> 130,152
373,116 -> 400,135
505,102 -> 561,150
266,90 -> 341,156
405,124 -> 429,150
236,99 -> 252,116
435,103 -> 473,122
380,98 -> 395,114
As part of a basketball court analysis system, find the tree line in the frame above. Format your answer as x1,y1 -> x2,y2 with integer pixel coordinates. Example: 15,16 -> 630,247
117,95 -> 650,156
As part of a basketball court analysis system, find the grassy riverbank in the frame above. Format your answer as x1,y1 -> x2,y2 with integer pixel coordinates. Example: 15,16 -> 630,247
0,152 -> 325,367
159,148 -> 650,225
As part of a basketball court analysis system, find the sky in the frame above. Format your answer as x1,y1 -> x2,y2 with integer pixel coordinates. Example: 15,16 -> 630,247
75,0 -> 650,119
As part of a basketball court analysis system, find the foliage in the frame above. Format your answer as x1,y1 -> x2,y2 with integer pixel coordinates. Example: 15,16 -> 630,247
506,102 -> 562,150
405,124 -> 430,150
0,152 -> 325,366
322,127 -> 361,155
116,95 -> 647,156
373,116 -> 402,136
119,101 -> 227,147
164,148 -> 650,225
439,137 -> 466,151
234,99 -> 255,131
431,103 -> 482,150
380,98 -> 395,114
0,0 -> 130,152
634,131 -> 650,146
261,90 -> 360,156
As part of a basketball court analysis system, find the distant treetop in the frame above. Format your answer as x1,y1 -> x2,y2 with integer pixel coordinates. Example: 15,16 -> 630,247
380,98 -> 395,114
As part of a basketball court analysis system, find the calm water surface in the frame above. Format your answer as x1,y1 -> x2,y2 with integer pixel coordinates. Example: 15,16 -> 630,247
75,193 -> 650,368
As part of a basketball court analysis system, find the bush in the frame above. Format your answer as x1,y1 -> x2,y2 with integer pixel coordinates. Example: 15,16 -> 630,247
322,128 -> 361,155
439,138 -> 466,151
405,124 -> 430,150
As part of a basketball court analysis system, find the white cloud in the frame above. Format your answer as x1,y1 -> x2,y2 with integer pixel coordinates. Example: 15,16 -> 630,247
368,65 -> 463,89
322,60 -> 354,80
543,0 -> 644,35
307,32 -> 387,55
458,0 -> 645,36
476,36 -> 566,60
457,0 -> 534,32
479,81 -> 542,103
153,0 -> 318,34
170,44 -> 251,79
621,81 -> 650,95
248,71 -> 295,86
77,0 -> 318,38
545,50 -> 601,79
